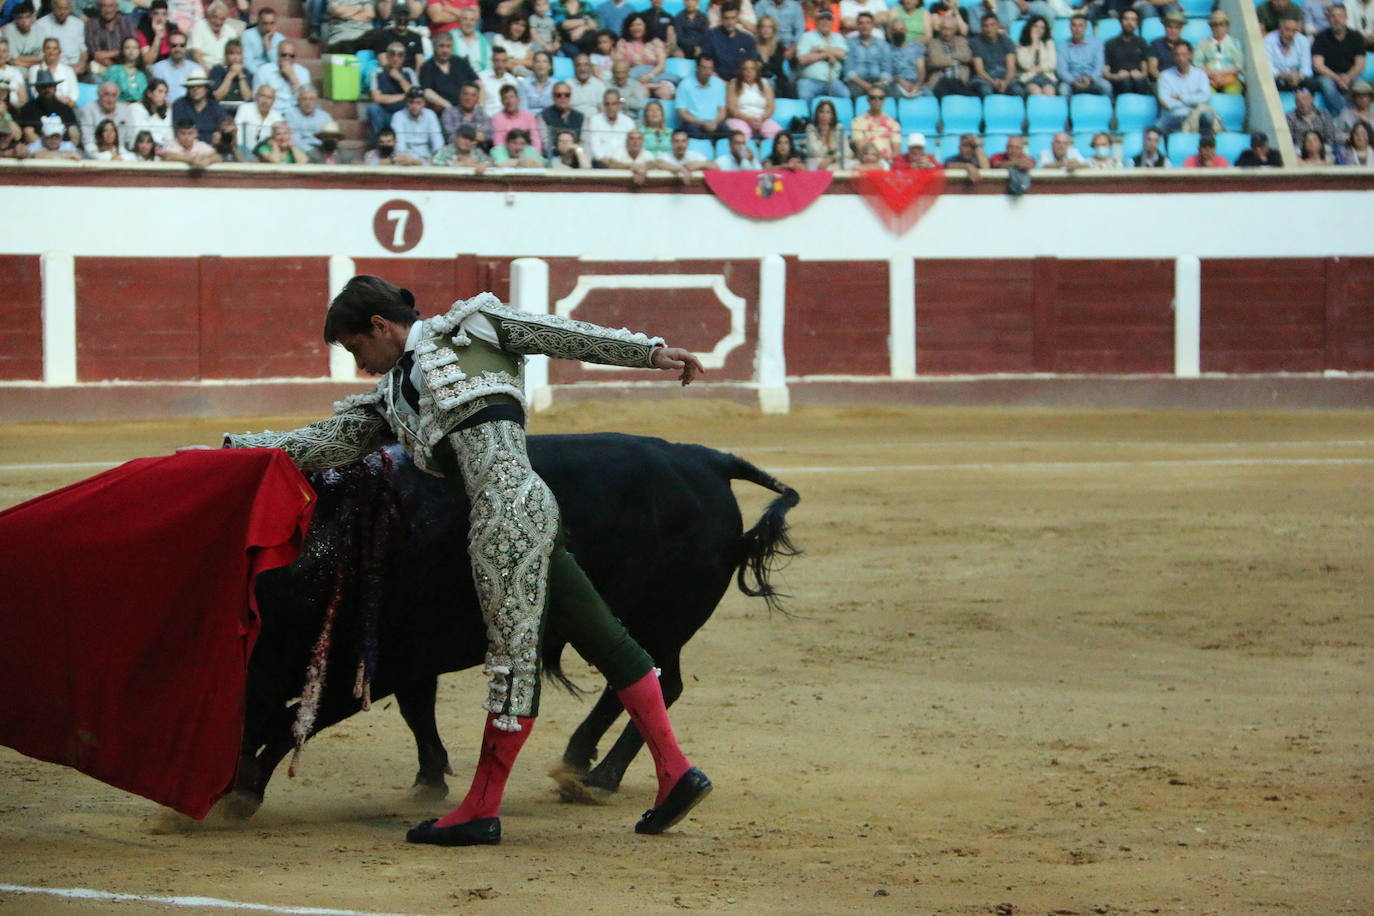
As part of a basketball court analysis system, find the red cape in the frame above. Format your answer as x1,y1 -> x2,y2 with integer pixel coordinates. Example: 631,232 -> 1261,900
0,449 -> 315,819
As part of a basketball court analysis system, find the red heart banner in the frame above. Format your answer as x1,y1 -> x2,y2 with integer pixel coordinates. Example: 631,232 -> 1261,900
855,168 -> 946,235
704,169 -> 834,220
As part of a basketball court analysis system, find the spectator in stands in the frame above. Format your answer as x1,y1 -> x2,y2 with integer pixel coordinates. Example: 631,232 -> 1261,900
590,27 -> 616,75
942,131 -> 986,178
529,0 -> 562,55
138,0 -> 181,65
520,50 -> 556,115
491,81 -> 542,154
804,96 -> 843,166
1267,16 -> 1317,92
254,39 -> 309,111
79,80 -> 125,153
425,0 -> 468,38
845,12 -> 889,98
1337,80 -> 1373,142
129,127 -> 158,158
189,1 -> 242,71
322,0 -> 378,54
1181,131 -> 1227,167
493,16 -> 535,76
1313,5 -> 1367,118
969,10 -> 1019,98
850,139 -> 885,168
16,67 -> 78,142
886,17 -> 925,98
639,96 -> 672,154
421,33 -> 477,111
161,115 -> 217,164
1129,124 -> 1167,166
1056,13 -> 1106,96
1338,119 -> 1373,165
558,0 -> 600,57
376,6 -> 424,72
598,0 -> 634,38
1104,9 -> 1149,96
1234,130 -> 1283,166
210,112 -> 242,159
1349,0 -> 1374,48
841,0 -> 889,31
1302,0 -> 1340,37
1155,41 -> 1216,134
388,85 -> 442,160
30,38 -> 77,106
305,120 -> 351,162
365,124 -> 422,163
441,80 -> 491,142
491,125 -> 546,165
171,67 -> 223,141
241,7 -> 282,75
701,3 -> 756,80
2,3 -> 43,70
286,83 -> 330,149
478,47 -> 519,115
607,58 -> 649,117
251,118 -> 307,162
849,84 -> 898,158
434,122 -> 493,166
926,16 -> 976,97
1016,15 -> 1057,94
1085,130 -> 1119,167
603,125 -> 655,179
0,39 -> 27,107
724,55 -> 778,139
1038,130 -> 1084,168
927,0 -> 969,37
151,31 -> 196,103
714,126 -> 758,167
539,79 -> 582,147
754,0 -> 802,51
989,133 -> 1034,168
1194,10 -> 1243,97
35,0 -> 85,75
105,35 -> 151,104
29,112 -> 80,157
674,0 -> 710,59
0,93 -> 28,157
585,85 -> 633,163
87,0 -> 138,79
677,53 -> 728,138
796,8 -> 846,101
1145,11 -> 1181,80
1256,0 -> 1298,35
617,13 -> 675,97
1287,84 -> 1338,151
234,81 -> 281,152
124,76 -> 172,147
89,117 -> 134,158
368,42 -> 417,136
764,128 -> 803,165
1295,126 -> 1331,164
649,126 -> 715,176
209,37 -> 251,109
569,52 -> 608,117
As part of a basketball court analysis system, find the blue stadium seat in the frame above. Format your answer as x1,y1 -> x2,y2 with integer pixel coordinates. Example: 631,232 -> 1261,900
1121,130 -> 1144,162
357,49 -> 380,88
1141,18 -> 1165,41
76,82 -> 98,108
1279,90 -> 1296,112
1209,93 -> 1246,131
1051,18 -> 1072,42
1214,131 -> 1249,162
814,95 -> 855,125
689,138 -> 715,159
940,95 -> 982,134
657,99 -> 677,127
937,134 -> 962,162
1073,131 -> 1100,155
1028,131 -> 1056,159
1096,18 -> 1122,40
773,98 -> 808,127
1181,0 -> 1213,17
758,137 -> 774,160
662,0 -> 684,13
1365,54 -> 1374,80
1167,131 -> 1200,166
665,57 -> 694,80
983,133 -> 1009,156
553,56 -> 574,80
1114,93 -> 1158,131
983,94 -> 1025,134
1027,94 -> 1068,132
898,96 -> 939,134
1010,17 -> 1029,40
882,97 -> 898,119
1070,93 -> 1111,132
1181,20 -> 1211,44
628,0 -> 652,10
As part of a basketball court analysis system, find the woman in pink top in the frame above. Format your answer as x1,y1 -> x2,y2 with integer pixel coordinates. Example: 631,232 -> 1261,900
725,57 -> 780,141
615,13 -> 676,98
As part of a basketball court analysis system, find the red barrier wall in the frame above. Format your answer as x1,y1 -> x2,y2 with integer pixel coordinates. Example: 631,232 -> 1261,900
1202,259 -> 1327,373
784,257 -> 889,376
0,256 -> 43,381
917,259 -> 1037,374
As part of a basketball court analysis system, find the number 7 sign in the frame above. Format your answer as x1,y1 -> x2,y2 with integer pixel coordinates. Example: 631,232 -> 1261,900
372,199 -> 424,253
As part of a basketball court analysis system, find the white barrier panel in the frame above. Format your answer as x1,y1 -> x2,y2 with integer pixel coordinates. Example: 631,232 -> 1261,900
757,254 -> 789,414
1174,255 -> 1201,378
327,255 -> 357,381
510,257 -> 552,412
889,255 -> 916,380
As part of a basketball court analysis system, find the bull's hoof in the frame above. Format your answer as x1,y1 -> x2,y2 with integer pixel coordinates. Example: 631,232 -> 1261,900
408,780 -> 450,802
216,790 -> 263,821
548,762 -> 611,805
581,765 -> 625,793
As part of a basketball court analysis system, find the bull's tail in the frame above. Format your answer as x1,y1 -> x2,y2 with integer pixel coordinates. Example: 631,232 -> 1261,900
718,451 -> 802,614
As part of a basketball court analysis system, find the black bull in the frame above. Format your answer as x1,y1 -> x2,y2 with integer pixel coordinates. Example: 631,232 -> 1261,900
228,433 -> 800,817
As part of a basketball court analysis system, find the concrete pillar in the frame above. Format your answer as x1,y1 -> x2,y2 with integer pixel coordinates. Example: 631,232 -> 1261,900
756,254 -> 789,414
41,251 -> 77,386
1174,255 -> 1201,378
889,254 -> 916,379
327,255 -> 357,381
511,257 -> 552,412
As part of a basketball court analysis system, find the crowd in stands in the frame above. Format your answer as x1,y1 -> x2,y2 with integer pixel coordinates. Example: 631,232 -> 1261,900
1,0 -> 1372,169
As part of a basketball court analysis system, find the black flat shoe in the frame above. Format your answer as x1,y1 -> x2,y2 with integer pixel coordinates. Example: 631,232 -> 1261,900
405,816 -> 501,846
635,767 -> 712,835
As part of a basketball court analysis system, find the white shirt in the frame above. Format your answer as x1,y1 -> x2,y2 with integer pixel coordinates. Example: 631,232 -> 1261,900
478,68 -> 520,116
234,102 -> 284,153
656,148 -> 709,169
189,17 -> 245,70
1037,145 -> 1086,166
0,64 -> 25,105
715,148 -> 760,170
124,102 -> 174,149
29,61 -> 78,101
585,110 -> 633,162
79,99 -> 130,154
34,13 -> 86,66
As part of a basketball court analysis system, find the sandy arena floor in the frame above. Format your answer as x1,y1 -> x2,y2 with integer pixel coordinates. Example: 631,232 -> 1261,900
0,403 -> 1371,916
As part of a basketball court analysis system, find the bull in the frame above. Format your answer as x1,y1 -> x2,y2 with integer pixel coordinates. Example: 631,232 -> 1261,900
225,432 -> 799,817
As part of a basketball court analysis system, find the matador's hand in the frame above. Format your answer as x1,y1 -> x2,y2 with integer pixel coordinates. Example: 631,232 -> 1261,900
651,346 -> 705,386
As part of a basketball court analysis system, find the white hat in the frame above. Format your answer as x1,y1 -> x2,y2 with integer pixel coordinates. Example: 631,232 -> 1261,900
907,131 -> 926,148
41,114 -> 65,137
183,67 -> 212,86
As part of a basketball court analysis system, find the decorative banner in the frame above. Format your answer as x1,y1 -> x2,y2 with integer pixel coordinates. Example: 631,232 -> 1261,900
855,168 -> 946,235
704,169 -> 833,220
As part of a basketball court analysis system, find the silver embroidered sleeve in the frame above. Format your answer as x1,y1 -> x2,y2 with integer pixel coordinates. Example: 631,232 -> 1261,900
223,408 -> 395,470
481,305 -> 664,368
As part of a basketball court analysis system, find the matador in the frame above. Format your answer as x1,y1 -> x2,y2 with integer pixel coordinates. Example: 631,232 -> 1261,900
224,276 -> 712,846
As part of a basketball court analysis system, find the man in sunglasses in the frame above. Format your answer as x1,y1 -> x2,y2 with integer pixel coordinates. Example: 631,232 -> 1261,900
151,30 -> 196,103
538,79 -> 583,151
255,38 -> 312,111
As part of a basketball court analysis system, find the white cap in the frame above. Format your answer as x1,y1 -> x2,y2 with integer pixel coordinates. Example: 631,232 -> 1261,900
907,131 -> 926,148
41,115 -> 65,137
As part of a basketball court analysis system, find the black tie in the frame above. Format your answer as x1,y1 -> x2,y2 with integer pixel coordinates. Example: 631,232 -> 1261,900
398,351 -> 420,412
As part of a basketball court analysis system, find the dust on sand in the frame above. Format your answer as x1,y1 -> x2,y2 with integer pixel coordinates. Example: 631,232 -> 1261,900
1,403 -> 1371,915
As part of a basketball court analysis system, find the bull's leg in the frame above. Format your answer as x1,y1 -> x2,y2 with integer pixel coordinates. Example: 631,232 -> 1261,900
395,676 -> 452,800
582,652 -> 685,793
